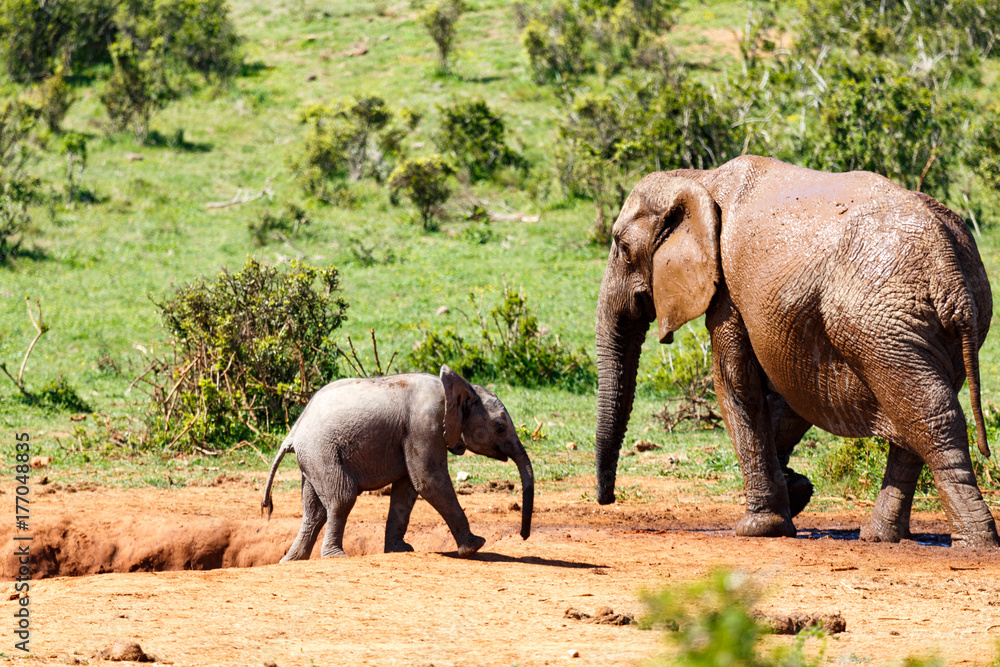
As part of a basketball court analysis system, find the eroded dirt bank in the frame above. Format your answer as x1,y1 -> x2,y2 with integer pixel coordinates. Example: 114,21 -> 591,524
2,477 -> 1000,666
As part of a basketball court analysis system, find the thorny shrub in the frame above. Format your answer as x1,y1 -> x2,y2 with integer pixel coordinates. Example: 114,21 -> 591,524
292,96 -> 418,198
0,97 -> 38,265
388,154 -> 455,230
517,0 -> 678,90
558,69 -> 742,243
421,0 -> 466,72
408,283 -> 596,393
436,98 -> 525,182
248,202 -> 309,246
0,0 -> 242,82
970,103 -> 1000,195
99,37 -> 172,142
139,258 -> 348,450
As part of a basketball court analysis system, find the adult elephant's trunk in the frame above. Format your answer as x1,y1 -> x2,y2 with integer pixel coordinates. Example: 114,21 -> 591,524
595,295 -> 649,505
513,446 -> 534,539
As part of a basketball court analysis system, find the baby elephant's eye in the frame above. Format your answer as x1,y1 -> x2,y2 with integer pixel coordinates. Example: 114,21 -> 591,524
494,422 -> 507,435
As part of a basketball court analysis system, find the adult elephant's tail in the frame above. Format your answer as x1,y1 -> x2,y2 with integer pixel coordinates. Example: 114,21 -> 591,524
261,435 -> 295,519
958,321 -> 990,458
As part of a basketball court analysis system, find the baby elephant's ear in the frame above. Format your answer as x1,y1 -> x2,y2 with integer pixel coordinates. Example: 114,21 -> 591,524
440,365 -> 477,449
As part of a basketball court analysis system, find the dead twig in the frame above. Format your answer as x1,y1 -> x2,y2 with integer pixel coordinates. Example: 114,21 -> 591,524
0,297 -> 50,399
917,152 -> 937,192
205,178 -> 273,209
228,439 -> 269,464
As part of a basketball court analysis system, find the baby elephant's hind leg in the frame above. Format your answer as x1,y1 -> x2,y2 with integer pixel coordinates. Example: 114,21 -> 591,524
860,442 -> 922,543
384,476 -> 418,553
281,477 -> 326,562
315,472 -> 359,558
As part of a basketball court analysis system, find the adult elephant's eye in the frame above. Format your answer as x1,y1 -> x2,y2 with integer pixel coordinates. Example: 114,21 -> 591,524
618,240 -> 632,265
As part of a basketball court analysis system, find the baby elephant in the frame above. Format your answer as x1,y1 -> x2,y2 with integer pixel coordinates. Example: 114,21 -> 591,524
261,365 -> 534,559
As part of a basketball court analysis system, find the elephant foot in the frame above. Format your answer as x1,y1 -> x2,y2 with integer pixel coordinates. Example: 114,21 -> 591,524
784,469 -> 814,518
859,519 -> 908,543
950,531 -> 1000,549
385,540 -> 415,554
280,550 -> 309,563
457,534 -> 486,558
735,510 -> 796,538
319,547 -> 350,558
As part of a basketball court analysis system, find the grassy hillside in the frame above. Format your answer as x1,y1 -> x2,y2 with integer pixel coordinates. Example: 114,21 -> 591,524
1,0 -> 999,504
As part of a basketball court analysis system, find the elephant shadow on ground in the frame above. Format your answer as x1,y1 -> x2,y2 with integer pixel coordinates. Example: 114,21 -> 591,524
446,552 -> 608,569
796,527 -> 952,547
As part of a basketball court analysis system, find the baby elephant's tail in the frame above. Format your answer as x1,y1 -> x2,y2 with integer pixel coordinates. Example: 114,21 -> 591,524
261,435 -> 295,519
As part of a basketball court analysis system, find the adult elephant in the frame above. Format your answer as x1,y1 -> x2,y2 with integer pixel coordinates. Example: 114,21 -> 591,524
594,155 -> 997,547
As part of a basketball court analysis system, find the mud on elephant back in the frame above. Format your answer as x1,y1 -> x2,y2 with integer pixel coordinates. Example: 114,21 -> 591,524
594,155 -> 998,548
261,365 -> 534,559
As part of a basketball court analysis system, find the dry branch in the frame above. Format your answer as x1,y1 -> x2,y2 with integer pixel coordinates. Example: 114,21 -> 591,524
206,178 -> 273,209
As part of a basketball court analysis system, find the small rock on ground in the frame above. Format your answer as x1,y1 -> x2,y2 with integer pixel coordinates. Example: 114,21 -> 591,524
564,606 -> 633,626
634,440 -> 660,452
94,641 -> 155,662
753,611 -> 846,635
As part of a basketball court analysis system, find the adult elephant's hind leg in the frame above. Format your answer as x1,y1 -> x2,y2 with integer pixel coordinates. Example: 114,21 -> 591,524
708,292 -> 795,538
280,477 -> 326,562
384,476 -> 418,553
875,366 -> 999,548
859,442 -> 922,543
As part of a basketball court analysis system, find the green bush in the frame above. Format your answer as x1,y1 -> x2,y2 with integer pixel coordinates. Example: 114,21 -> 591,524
30,64 -> 74,132
801,56 -> 967,197
795,0 -> 999,83
35,374 -> 91,412
558,71 -> 742,243
59,131 -> 87,201
518,0 -> 678,89
821,436 -> 937,500
0,0 -> 118,81
0,0 -> 241,81
421,0 -> 465,72
388,155 -> 455,230
970,103 -> 1000,194
408,284 -> 596,393
641,569 -> 827,667
436,98 -> 525,182
248,202 -> 309,246
0,98 -> 38,265
142,0 -> 242,80
292,97 -> 416,198
99,37 -> 172,142
520,3 -> 589,87
642,326 -> 712,393
143,258 -> 348,449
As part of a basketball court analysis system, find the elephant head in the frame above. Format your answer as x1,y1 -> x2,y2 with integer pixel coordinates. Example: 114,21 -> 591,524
441,365 -> 534,539
595,174 -> 720,504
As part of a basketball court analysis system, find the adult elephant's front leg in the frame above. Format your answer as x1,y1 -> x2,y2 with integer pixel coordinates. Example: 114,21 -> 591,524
768,392 -> 814,517
708,294 -> 795,537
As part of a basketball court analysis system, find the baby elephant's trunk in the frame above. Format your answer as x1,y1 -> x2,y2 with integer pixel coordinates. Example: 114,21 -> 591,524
514,447 -> 534,540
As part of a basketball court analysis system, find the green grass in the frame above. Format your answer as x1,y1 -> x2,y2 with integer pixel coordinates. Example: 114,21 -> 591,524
1,0 -> 1000,516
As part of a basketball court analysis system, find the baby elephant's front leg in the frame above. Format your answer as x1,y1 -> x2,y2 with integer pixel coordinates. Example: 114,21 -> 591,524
411,459 -> 485,557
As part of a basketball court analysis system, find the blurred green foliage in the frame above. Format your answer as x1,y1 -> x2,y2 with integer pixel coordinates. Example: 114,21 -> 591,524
408,283 -> 597,393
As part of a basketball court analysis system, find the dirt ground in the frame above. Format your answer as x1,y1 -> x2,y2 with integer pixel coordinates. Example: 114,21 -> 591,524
3,471 -> 1000,666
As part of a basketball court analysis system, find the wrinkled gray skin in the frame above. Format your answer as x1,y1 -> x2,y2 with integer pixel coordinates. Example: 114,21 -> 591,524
595,155 -> 997,547
261,365 -> 534,559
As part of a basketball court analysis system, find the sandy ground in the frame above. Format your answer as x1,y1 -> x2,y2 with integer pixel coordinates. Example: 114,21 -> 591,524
2,472 -> 1000,666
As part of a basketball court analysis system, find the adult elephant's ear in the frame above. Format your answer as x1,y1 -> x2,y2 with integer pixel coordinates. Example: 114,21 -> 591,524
649,179 -> 721,343
440,365 -> 478,449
